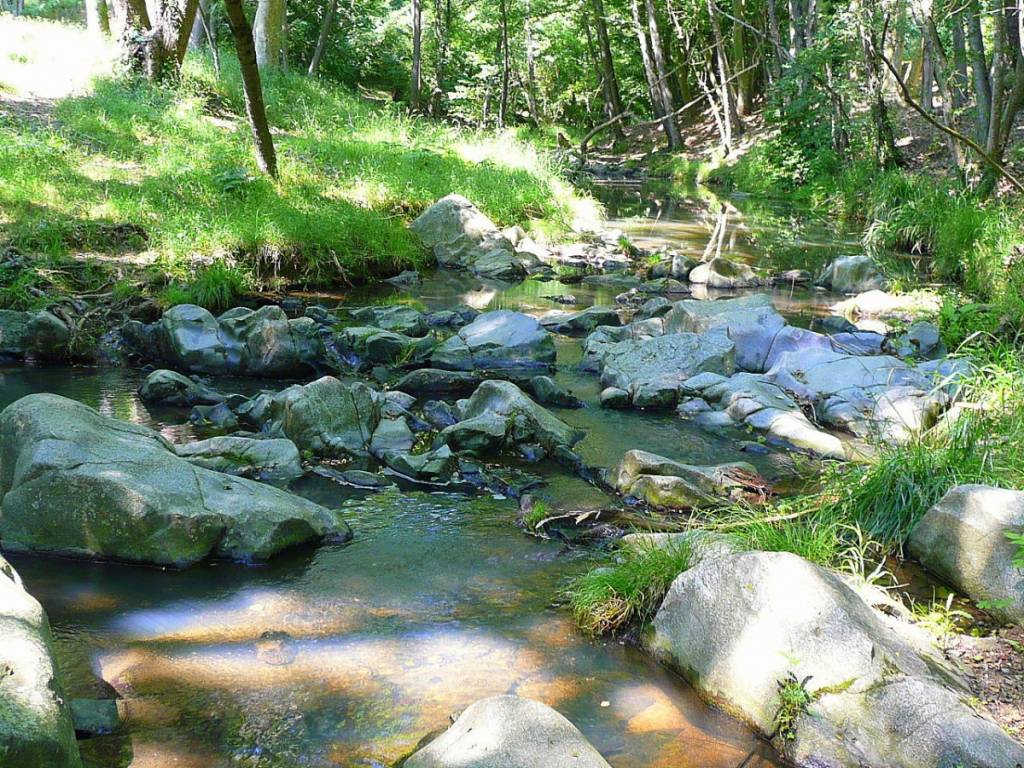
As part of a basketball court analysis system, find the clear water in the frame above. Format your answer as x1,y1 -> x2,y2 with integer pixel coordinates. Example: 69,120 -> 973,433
5,185 -> 860,768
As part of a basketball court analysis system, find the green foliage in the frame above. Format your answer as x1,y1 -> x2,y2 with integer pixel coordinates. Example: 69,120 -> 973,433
157,261 -> 252,312
522,500 -> 550,530
566,538 -> 692,635
1008,531 -> 1024,569
773,673 -> 813,741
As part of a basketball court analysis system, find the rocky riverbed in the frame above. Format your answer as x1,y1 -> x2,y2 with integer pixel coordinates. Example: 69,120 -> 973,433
1,187 -> 1021,767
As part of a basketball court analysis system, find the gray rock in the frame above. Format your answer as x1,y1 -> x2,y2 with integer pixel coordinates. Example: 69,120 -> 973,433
540,306 -> 621,335
369,417 -> 416,455
448,380 -> 583,454
581,273 -> 641,289
0,309 -> 70,360
471,247 -> 527,280
154,304 -> 322,377
404,695 -> 611,768
384,270 -> 422,287
891,320 -> 945,360
411,194 -> 516,270
70,699 -> 121,737
383,445 -> 456,481
394,368 -> 484,395
268,376 -> 380,458
350,305 -> 428,337
431,311 -> 555,371
527,376 -> 583,408
334,326 -> 433,365
599,386 -> 630,408
635,296 -> 672,320
420,400 -> 459,429
612,449 -> 757,508
651,551 -> 1024,768
665,294 -> 786,372
188,401 -> 239,433
439,412 -> 508,454
0,394 -> 347,566
599,330 -> 735,407
139,369 -> 225,406
175,436 -> 304,481
816,254 -> 887,293
688,257 -> 763,288
908,485 -> 1024,623
0,554 -> 82,767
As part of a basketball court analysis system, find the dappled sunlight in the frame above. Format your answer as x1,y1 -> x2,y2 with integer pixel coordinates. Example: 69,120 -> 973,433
0,17 -> 115,100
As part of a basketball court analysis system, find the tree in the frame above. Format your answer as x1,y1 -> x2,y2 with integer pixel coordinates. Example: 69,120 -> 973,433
223,0 -> 279,177
254,0 -> 286,69
308,0 -> 337,76
113,0 -> 199,81
85,0 -> 111,36
411,0 -> 423,111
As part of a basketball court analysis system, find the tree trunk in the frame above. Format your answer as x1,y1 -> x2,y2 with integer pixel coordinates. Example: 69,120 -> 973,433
707,0 -> 743,145
223,0 -> 278,177
307,0 -> 336,75
966,0 -> 992,142
431,0 -> 452,116
921,34 -> 934,111
591,0 -> 624,116
86,0 -> 111,36
644,0 -> 682,148
524,2 -> 540,124
951,9 -> 968,108
497,0 -> 511,127
410,0 -> 423,111
630,0 -> 664,124
188,0 -> 207,48
254,0 -> 285,69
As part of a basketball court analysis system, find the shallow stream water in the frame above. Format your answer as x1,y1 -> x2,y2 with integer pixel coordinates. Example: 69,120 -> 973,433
6,185 -> 864,768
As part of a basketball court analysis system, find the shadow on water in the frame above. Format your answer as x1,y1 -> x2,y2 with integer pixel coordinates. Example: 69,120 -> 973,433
0,184 -> 864,768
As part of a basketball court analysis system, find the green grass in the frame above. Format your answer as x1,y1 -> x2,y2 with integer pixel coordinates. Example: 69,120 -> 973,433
567,537 -> 692,635
0,17 -> 598,302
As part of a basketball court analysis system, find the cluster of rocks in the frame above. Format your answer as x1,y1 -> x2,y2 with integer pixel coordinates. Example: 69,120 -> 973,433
611,449 -> 762,509
581,293 -> 962,458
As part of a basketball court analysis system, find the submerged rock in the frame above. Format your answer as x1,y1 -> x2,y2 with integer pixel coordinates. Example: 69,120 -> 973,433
431,310 -> 555,371
333,326 -> 434,366
0,309 -> 70,360
393,368 -> 484,395
527,375 -> 583,408
404,695 -> 612,768
0,394 -> 347,566
650,551 -> 1024,768
175,436 -> 304,481
908,485 -> 1024,623
612,449 -> 758,508
816,254 -> 887,294
599,330 -> 735,407
153,304 -> 322,377
0,554 -> 82,767
139,369 -> 225,406
267,376 -> 380,458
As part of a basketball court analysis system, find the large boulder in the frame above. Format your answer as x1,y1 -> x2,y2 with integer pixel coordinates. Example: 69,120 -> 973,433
688,257 -> 763,288
332,326 -> 434,366
267,376 -> 380,458
404,695 -> 611,768
664,294 -> 786,372
766,348 -> 948,442
0,309 -> 70,360
445,380 -> 583,456
651,551 -> 1024,768
431,311 -> 556,371
599,330 -> 735,407
154,304 -> 322,377
175,436 -> 304,482
0,394 -> 347,567
138,369 -> 225,406
908,485 -> 1024,623
411,195 -> 516,270
816,254 -> 887,294
0,555 -> 82,768
612,449 -> 758,508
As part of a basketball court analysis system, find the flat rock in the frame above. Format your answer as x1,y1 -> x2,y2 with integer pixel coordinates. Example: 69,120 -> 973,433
665,294 -> 786,372
404,695 -> 611,768
540,306 -> 621,335
431,311 -> 555,371
175,435 -> 304,481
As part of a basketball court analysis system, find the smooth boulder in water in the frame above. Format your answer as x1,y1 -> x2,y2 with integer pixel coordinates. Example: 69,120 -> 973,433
650,550 -> 1024,768
404,695 -> 612,768
431,310 -> 556,371
0,308 -> 70,361
139,368 -> 225,406
815,254 -> 887,294
411,194 -> 518,270
267,376 -> 381,458
153,304 -> 322,377
664,294 -> 786,372
612,449 -> 759,508
540,306 -> 621,335
688,256 -> 763,288
175,435 -> 304,482
0,394 -> 348,567
0,555 -> 82,768
908,485 -> 1024,623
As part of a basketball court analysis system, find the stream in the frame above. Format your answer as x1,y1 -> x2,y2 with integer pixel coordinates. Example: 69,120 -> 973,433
4,184 -> 865,768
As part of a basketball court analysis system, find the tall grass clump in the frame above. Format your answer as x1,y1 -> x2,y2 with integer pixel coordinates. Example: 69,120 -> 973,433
567,538 -> 692,635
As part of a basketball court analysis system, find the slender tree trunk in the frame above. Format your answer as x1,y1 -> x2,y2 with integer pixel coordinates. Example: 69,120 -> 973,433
921,34 -> 934,111
630,0 -> 665,126
645,0 -> 681,148
431,0 -> 452,116
188,0 -> 208,48
707,0 -> 743,144
591,0 -> 624,116
307,0 -> 336,76
857,1 -> 899,168
497,0 -> 511,127
966,0 -> 992,142
951,9 -> 968,108
254,0 -> 285,69
524,2 -> 540,124
86,0 -> 111,36
223,0 -> 278,177
410,0 -> 423,111
766,0 -> 783,78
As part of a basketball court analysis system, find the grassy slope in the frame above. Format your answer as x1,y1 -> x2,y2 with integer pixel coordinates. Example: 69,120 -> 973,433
0,17 -> 598,304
